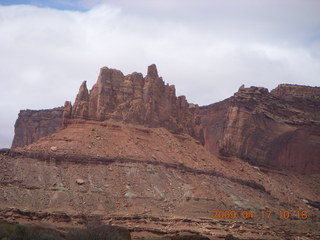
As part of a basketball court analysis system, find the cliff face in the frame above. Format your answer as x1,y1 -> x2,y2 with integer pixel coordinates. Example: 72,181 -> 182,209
64,64 -> 199,138
10,65 -> 320,174
199,85 -> 320,174
11,108 -> 64,148
11,65 -> 201,149
271,83 -> 320,101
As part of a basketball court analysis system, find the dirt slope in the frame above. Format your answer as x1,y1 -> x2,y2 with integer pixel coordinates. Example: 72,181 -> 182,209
1,120 -> 319,239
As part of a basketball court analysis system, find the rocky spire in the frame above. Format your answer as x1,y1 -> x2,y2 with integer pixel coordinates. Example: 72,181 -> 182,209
71,81 -> 89,118
147,64 -> 159,79
63,64 -> 200,140
76,81 -> 89,101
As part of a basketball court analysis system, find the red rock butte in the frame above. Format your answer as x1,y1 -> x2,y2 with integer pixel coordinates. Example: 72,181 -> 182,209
63,64 -> 199,140
12,65 -> 320,174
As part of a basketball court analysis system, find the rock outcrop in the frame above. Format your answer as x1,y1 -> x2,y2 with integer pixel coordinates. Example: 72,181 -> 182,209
10,65 -> 320,174
64,64 -> 199,138
199,85 -> 320,174
271,83 -> 320,101
11,108 -> 64,148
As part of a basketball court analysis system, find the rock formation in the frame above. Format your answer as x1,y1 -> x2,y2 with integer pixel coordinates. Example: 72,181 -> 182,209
5,66 -> 320,239
10,65 -> 320,174
271,83 -> 320,101
11,108 -> 63,148
199,85 -> 320,174
64,64 -> 199,138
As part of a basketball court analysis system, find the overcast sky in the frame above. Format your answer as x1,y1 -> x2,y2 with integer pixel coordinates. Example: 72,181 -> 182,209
0,0 -> 320,148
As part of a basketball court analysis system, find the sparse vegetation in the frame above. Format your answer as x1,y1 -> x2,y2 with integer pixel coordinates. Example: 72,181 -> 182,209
0,222 -> 63,240
0,222 -> 131,240
142,235 -> 210,240
170,235 -> 210,240
66,225 -> 131,240
224,234 -> 240,240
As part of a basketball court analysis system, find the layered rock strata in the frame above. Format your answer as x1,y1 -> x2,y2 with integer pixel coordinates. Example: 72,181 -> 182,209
64,64 -> 199,138
199,85 -> 320,174
11,108 -> 63,148
10,65 -> 320,174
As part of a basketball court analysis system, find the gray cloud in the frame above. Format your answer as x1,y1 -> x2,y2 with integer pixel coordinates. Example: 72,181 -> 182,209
0,0 -> 320,147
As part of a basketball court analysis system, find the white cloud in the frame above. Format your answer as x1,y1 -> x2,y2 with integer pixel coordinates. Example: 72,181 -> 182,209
0,1 -> 320,147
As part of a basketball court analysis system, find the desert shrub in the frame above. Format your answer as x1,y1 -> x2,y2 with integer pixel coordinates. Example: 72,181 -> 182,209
1,222 -> 131,240
0,222 -> 17,239
144,235 -> 209,240
66,225 -> 131,240
0,222 -> 28,240
144,238 -> 171,240
23,226 -> 64,240
170,235 -> 210,240
225,234 -> 240,240
0,222 -> 63,240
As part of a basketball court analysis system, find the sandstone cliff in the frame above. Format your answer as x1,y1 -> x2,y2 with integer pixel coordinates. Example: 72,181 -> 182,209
11,108 -> 63,148
10,65 -> 320,174
199,84 -> 320,174
64,64 -> 199,138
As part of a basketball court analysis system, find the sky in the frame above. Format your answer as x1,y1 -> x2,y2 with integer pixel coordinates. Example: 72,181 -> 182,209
0,0 -> 320,148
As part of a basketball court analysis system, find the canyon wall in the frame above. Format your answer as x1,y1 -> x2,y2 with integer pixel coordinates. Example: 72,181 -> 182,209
10,65 -> 320,174
199,85 -> 320,174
